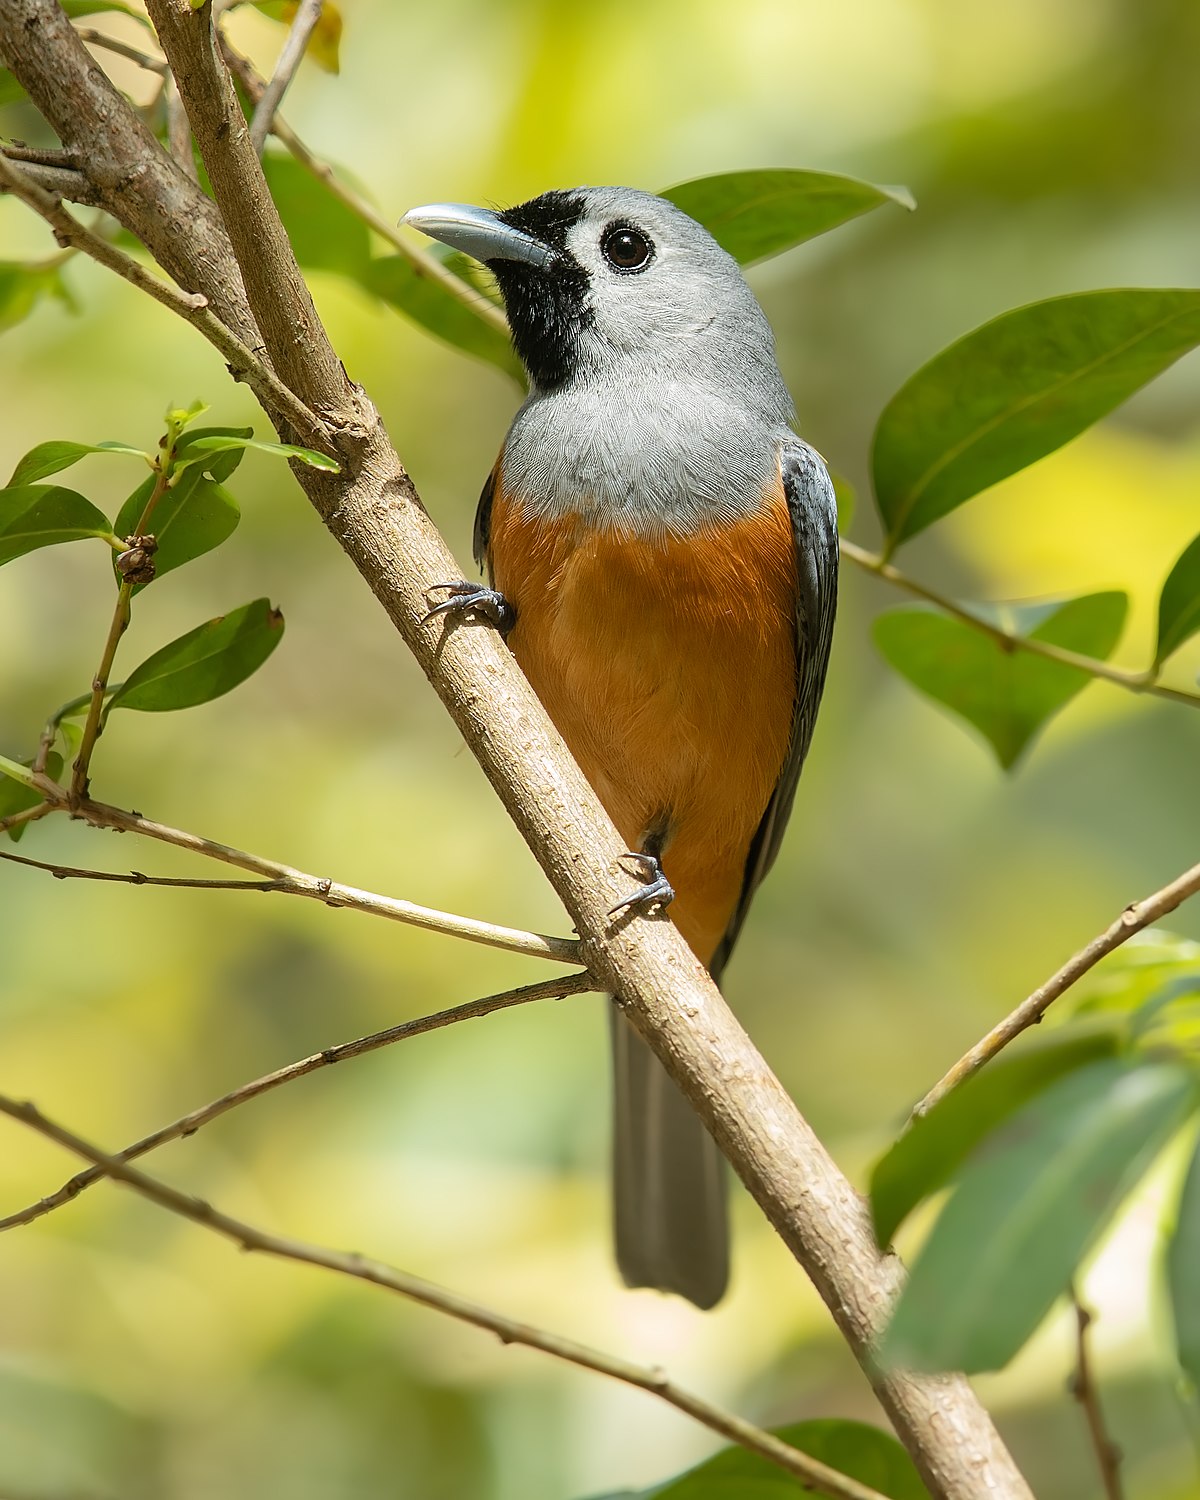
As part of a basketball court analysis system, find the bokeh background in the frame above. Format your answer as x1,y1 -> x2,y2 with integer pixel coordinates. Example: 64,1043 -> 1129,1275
3,1 -> 1200,1495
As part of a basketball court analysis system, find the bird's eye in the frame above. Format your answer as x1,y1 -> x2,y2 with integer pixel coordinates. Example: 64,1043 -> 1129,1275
601,224 -> 654,273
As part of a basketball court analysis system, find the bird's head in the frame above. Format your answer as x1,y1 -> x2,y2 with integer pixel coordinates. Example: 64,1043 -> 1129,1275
402,186 -> 785,401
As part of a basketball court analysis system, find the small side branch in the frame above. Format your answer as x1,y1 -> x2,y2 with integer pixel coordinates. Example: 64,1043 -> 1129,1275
0,154 -> 330,451
248,0 -> 322,154
0,1096 -> 891,1500
8,784 -> 581,963
1070,1288 -> 1125,1500
912,858 -> 1200,1118
840,538 -> 1200,710
0,971 -> 593,1232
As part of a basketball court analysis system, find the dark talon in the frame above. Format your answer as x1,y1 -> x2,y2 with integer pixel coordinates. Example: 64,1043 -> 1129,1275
609,852 -> 675,918
424,580 -> 516,635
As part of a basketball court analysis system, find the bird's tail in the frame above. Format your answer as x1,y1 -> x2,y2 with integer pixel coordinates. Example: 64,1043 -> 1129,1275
609,1006 -> 728,1309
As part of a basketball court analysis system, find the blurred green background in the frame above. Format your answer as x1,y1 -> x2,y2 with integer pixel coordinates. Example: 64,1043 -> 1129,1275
3,0 -> 1200,1495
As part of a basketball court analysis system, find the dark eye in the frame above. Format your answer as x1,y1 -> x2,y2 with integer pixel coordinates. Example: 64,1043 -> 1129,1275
601,224 -> 654,273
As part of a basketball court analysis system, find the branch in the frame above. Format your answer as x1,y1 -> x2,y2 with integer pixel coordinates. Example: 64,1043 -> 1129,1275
0,972 -> 593,1232
0,154 -> 330,449
248,0 -> 321,154
1070,1289 -> 1125,1500
218,38 -> 511,337
77,26 -> 167,74
912,857 -> 1200,1118
840,538 -> 1200,710
11,784 -> 581,963
0,1096 -> 891,1500
3,6 -> 1033,1490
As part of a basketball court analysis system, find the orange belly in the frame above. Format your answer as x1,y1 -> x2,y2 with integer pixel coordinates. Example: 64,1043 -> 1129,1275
488,480 -> 798,965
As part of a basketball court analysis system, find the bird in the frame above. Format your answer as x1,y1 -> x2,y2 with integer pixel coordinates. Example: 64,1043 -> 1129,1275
403,187 -> 838,1309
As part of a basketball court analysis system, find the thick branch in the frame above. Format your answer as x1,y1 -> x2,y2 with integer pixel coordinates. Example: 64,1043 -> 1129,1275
0,972 -> 594,1232
2,6 -> 1032,1491
913,857 -> 1200,1118
0,0 -> 257,343
0,1097 -> 891,1500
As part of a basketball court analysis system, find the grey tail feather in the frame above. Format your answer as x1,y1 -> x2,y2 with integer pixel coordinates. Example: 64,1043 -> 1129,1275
609,1004 -> 729,1309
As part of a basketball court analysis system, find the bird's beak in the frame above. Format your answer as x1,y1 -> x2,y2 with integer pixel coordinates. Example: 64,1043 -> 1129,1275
401,202 -> 555,269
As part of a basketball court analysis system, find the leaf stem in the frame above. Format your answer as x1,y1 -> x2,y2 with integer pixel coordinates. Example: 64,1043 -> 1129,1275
0,751 -> 39,789
839,538 -> 1200,709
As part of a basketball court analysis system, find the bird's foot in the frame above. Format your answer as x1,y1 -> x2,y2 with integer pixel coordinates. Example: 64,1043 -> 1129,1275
424,581 -> 517,636
609,852 -> 675,917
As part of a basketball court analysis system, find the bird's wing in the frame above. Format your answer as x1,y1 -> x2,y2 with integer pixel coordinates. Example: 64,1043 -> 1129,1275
710,437 -> 840,981
473,458 -> 499,571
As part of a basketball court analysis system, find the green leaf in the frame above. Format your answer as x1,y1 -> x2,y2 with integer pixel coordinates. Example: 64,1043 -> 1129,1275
883,1058 -> 1199,1373
113,468 -> 240,588
9,439 -> 148,487
0,752 -> 61,843
1168,1129 -> 1200,1387
165,399 -> 210,432
1070,931 -> 1200,1021
637,1420 -> 928,1499
253,0 -> 342,71
172,425 -> 254,484
1155,530 -> 1200,667
0,484 -> 115,564
262,151 -> 371,276
871,1028 -> 1121,1247
174,433 -> 339,473
363,254 -> 523,382
872,592 -> 1128,769
661,170 -> 914,268
108,598 -> 284,713
0,262 -> 73,334
872,289 -> 1200,549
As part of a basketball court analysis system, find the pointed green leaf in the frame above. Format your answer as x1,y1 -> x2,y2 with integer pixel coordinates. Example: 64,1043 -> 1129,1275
1070,932 -> 1200,1021
635,1420 -> 927,1499
363,254 -> 523,381
871,1028 -> 1121,1247
0,264 -> 55,334
8,439 -> 148,487
262,151 -> 371,276
107,599 -> 284,713
166,399 -> 210,431
873,592 -> 1127,768
873,290 -> 1200,548
1155,530 -> 1200,667
1168,1129 -> 1200,1387
0,484 -> 115,564
883,1059 -> 1199,1374
0,752 -> 61,843
662,170 -> 915,268
113,468 -> 240,588
174,433 -> 339,473
172,426 -> 254,484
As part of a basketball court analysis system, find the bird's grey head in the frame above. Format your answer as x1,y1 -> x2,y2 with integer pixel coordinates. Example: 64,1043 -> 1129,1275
403,186 -> 792,418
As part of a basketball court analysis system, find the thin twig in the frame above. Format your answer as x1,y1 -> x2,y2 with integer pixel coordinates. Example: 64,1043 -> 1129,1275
248,0 -> 322,155
912,858 -> 1200,1118
0,1096 -> 890,1500
76,27 -> 167,74
840,538 -> 1200,710
1070,1288 -> 1124,1500
19,778 -> 581,963
0,802 -> 54,837
0,154 -> 331,451
0,971 -> 593,1232
218,39 -> 511,337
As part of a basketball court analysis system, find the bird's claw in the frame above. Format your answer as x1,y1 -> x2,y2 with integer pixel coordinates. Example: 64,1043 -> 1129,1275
424,581 -> 516,635
609,852 -> 675,918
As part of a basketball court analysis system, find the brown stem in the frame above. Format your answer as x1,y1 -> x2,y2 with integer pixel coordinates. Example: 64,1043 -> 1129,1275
913,858 -> 1200,1119
248,0 -> 322,153
1070,1288 -> 1125,1500
0,972 -> 593,1232
0,1095 -> 892,1500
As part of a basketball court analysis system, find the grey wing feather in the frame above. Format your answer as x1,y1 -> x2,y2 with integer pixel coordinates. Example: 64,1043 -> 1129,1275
710,437 -> 839,981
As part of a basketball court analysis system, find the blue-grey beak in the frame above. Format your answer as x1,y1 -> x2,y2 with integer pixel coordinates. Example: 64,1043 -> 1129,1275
401,202 -> 556,269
